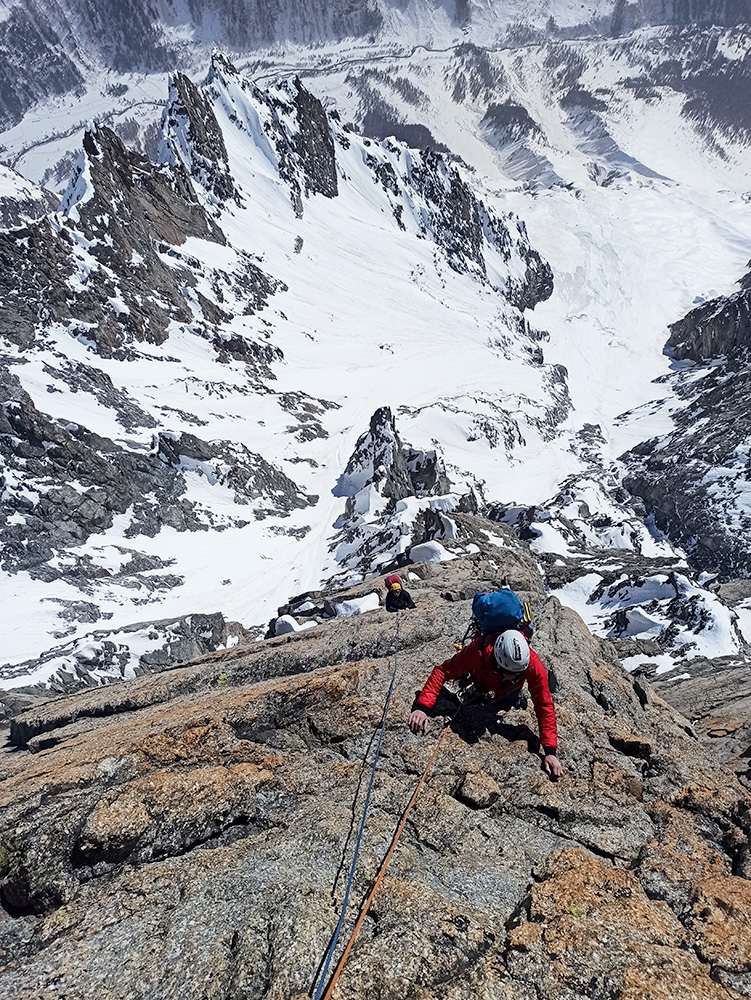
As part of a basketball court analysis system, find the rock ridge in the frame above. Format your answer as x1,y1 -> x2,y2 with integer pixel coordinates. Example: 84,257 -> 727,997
1,538 -> 749,998
623,267 -> 751,579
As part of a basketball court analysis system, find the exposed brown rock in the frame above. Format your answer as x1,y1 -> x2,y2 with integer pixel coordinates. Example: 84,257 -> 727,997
508,848 -> 730,1000
655,659 -> 751,794
0,550 -> 749,998
691,875 -> 751,973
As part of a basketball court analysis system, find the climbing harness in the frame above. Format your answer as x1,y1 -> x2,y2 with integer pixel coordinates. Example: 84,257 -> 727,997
311,614 -> 402,1000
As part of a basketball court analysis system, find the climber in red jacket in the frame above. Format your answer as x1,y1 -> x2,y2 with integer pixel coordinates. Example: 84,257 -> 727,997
408,629 -> 563,778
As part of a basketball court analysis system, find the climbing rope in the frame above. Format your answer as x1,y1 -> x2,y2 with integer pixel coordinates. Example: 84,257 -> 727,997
311,613 -> 402,1000
310,593 -> 541,995
318,722 -> 450,1000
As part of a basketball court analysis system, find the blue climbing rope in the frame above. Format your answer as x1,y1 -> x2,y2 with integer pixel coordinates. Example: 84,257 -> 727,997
311,613 -> 402,1000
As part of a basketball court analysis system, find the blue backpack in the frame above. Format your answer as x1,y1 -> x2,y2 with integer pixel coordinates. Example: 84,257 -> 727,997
472,589 -> 524,635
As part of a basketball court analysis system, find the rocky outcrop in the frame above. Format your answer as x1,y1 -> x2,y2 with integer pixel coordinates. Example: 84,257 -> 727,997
481,100 -> 544,144
334,406 -> 415,502
0,123 -> 239,357
506,844 -> 751,999
403,148 -> 553,307
0,368 -> 180,577
68,122 -> 222,252
1,103 -> 287,364
0,166 -> 57,230
667,273 -> 751,361
404,443 -> 453,497
329,407 -> 480,583
291,77 -> 339,199
61,122 -> 225,354
0,368 -> 314,585
409,149 -> 487,275
0,613 -> 252,711
156,430 -> 317,515
271,76 -> 339,215
491,419 -> 746,676
0,547 -> 749,997
654,656 -> 751,792
623,270 -> 751,580
165,68 -> 241,206
0,217 -> 76,351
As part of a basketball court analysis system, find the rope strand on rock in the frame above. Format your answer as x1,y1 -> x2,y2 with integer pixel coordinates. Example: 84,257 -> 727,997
318,721 -> 449,1000
311,613 -> 402,1000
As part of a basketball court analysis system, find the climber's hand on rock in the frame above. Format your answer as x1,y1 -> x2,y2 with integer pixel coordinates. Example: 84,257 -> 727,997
543,754 -> 563,779
409,709 -> 429,735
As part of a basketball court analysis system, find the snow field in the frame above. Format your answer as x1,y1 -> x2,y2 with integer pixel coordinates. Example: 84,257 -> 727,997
2,33 -> 751,682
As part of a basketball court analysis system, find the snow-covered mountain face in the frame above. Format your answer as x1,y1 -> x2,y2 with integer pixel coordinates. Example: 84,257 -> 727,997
2,0 -> 750,175
623,273 -> 751,579
0,59 -> 563,690
3,0 -> 747,133
1,3 -> 751,695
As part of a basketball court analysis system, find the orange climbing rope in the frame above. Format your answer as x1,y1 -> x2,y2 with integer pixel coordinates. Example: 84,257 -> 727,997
319,723 -> 451,1000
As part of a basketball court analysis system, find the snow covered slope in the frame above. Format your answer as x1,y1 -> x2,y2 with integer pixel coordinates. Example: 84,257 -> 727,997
2,6 -> 751,693
0,162 -> 56,226
3,1 -> 749,185
0,59 -> 564,687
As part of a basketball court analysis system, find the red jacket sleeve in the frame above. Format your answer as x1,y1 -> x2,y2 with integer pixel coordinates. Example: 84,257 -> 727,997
416,640 -> 484,709
526,650 -> 558,751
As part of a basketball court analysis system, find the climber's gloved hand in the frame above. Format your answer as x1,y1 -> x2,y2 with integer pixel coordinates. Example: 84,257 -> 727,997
543,753 -> 563,779
409,709 -> 429,735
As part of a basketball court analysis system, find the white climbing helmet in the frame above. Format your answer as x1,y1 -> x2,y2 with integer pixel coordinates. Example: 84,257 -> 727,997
493,630 -> 530,673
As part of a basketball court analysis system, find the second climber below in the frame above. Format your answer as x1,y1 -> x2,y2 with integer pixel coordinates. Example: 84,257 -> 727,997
408,628 -> 563,778
384,574 -> 417,613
